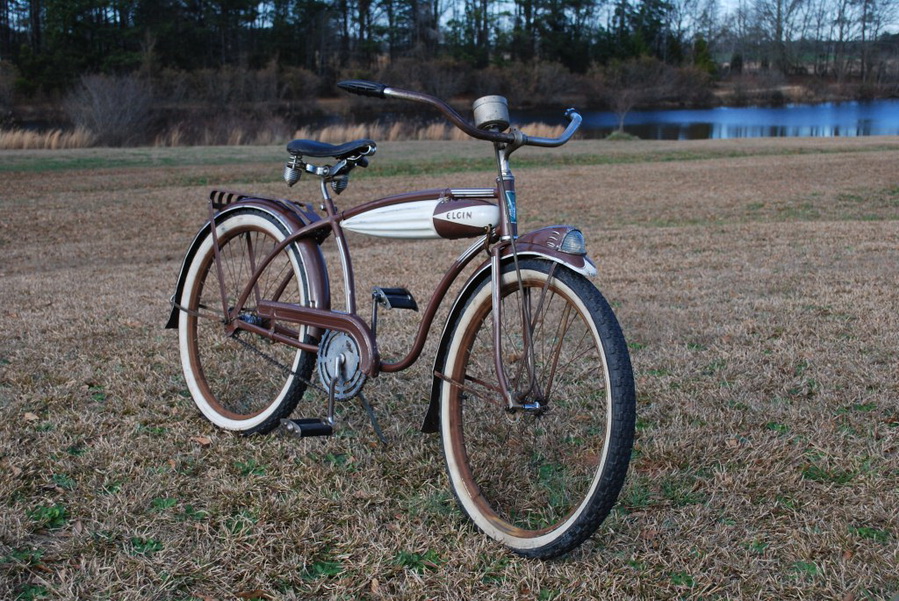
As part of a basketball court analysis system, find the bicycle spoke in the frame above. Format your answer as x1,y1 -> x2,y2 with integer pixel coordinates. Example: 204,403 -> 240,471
543,300 -> 576,403
434,370 -> 505,409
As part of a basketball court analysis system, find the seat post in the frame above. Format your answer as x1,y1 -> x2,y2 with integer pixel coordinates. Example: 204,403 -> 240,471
315,173 -> 358,315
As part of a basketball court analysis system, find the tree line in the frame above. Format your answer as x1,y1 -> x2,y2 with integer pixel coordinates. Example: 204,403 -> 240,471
1,0 -> 898,99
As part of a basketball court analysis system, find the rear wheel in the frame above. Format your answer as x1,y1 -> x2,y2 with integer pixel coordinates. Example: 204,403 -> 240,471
178,208 -> 314,434
438,259 -> 635,557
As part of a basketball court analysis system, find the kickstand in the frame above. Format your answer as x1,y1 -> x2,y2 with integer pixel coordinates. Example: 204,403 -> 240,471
358,391 -> 388,446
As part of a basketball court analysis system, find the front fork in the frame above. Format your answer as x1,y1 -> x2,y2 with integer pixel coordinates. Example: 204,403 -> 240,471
490,157 -> 543,413
488,241 -> 549,414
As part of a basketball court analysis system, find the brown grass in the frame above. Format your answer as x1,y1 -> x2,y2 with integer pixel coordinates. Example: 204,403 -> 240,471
1,137 -> 898,600
294,122 -> 566,144
2,122 -> 565,150
0,128 -> 95,150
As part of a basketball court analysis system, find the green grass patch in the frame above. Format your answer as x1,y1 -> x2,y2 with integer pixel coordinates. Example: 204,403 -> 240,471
150,497 -> 178,511
619,476 -> 654,511
702,359 -> 727,374
51,473 -> 76,490
801,463 -> 855,485
234,459 -> 266,476
300,559 -> 344,581
670,570 -> 695,587
393,549 -> 442,573
129,536 -> 163,556
14,584 -> 49,601
224,510 -> 257,535
405,489 -> 456,518
136,423 -> 168,436
101,480 -> 123,495
480,556 -> 512,584
745,539 -> 770,554
849,526 -> 890,542
791,561 -> 819,578
28,504 -> 68,529
765,422 -> 790,434
65,444 -> 88,456
661,475 -> 706,507
7,140 -> 899,177
1,547 -> 45,566
177,504 -> 209,521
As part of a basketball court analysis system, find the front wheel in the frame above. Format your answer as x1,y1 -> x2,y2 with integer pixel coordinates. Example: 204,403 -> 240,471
438,259 -> 635,558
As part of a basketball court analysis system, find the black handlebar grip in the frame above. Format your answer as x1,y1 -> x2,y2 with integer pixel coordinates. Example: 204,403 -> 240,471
338,80 -> 388,98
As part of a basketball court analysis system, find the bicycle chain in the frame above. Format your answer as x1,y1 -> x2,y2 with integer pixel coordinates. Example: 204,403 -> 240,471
232,332 -> 328,397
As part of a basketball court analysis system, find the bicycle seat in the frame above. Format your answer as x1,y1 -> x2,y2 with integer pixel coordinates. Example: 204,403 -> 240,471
287,138 -> 376,159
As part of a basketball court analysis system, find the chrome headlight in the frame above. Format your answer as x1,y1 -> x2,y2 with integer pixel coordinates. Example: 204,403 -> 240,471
559,229 -> 587,255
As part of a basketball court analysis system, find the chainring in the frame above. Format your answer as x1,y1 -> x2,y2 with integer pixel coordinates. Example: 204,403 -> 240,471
316,330 -> 366,400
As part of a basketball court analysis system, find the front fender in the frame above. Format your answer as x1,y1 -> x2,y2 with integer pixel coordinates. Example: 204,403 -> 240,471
421,224 -> 596,432
511,225 -> 596,277
164,196 -> 329,329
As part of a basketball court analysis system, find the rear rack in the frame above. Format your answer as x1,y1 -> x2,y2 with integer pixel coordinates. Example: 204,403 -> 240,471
210,189 -> 248,210
210,189 -> 315,214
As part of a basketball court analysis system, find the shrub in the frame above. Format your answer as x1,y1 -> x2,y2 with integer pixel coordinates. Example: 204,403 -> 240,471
527,61 -> 577,106
671,66 -> 715,107
64,74 -> 152,146
590,57 -> 675,129
280,66 -> 322,101
190,67 -> 239,105
471,61 -> 576,107
153,110 -> 292,146
153,67 -> 191,104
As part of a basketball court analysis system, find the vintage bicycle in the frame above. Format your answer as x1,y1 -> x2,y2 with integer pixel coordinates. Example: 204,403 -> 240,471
166,80 -> 636,558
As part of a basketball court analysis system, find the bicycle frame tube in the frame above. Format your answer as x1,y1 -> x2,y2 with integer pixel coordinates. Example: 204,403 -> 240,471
224,189 -> 493,377
380,236 -> 486,373
320,178 -> 359,314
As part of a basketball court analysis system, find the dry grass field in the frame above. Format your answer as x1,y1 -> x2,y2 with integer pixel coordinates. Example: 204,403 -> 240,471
1,135 -> 898,600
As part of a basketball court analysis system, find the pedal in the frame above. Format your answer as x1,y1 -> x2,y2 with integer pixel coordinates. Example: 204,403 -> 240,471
372,287 -> 418,311
280,418 -> 333,438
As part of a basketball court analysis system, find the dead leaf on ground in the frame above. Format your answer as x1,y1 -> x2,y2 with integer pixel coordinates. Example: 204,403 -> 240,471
236,591 -> 271,600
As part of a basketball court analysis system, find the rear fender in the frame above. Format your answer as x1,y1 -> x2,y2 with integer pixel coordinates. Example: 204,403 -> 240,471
421,224 -> 596,432
164,196 -> 330,329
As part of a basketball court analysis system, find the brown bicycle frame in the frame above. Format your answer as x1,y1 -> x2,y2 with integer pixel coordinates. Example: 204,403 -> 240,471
224,181 -> 496,380
212,82 -> 584,409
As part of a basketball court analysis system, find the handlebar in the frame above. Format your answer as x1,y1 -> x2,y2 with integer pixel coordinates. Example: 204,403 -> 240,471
337,80 -> 581,148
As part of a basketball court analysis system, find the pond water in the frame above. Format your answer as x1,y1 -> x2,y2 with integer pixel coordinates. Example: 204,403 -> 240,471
516,99 -> 899,140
